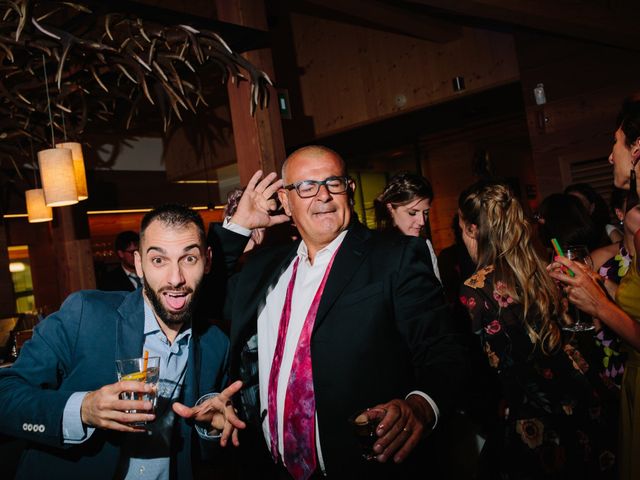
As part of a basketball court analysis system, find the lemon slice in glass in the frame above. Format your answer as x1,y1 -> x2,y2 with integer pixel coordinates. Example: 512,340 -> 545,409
120,371 -> 146,382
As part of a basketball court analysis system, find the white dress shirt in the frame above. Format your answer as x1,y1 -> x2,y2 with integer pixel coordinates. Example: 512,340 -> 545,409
258,231 -> 347,471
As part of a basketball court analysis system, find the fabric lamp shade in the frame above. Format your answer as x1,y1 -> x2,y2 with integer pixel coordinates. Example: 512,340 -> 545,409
56,142 -> 88,200
25,188 -> 53,223
38,147 -> 78,207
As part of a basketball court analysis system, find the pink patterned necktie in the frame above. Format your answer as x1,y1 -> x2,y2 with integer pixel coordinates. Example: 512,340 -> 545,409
268,250 -> 339,480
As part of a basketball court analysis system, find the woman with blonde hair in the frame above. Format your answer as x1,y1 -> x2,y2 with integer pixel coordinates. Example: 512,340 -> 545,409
459,180 -> 616,479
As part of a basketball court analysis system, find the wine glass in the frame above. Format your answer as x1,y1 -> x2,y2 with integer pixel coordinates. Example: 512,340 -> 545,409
562,245 -> 595,332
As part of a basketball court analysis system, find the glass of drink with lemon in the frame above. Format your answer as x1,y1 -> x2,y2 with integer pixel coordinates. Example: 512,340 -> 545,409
115,356 -> 160,425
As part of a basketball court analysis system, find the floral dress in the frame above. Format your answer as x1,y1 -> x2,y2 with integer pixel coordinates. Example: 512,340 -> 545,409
460,266 -> 617,479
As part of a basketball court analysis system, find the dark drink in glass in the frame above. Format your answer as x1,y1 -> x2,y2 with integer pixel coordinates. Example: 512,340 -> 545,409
348,408 -> 386,460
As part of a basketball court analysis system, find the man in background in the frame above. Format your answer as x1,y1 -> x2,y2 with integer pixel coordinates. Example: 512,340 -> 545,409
98,230 -> 141,291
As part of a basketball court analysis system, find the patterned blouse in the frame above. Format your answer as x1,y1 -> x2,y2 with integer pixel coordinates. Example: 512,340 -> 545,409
460,266 -> 616,479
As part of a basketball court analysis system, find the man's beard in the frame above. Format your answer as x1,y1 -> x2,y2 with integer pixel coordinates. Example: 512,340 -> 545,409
143,277 -> 202,326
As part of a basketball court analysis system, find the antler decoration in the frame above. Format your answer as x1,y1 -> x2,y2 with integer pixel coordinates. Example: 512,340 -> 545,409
0,0 -> 272,167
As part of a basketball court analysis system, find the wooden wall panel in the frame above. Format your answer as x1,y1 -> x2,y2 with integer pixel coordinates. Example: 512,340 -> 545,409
516,31 -> 640,200
290,14 -> 520,137
424,141 -> 476,251
421,115 -> 534,253
163,104 -> 237,182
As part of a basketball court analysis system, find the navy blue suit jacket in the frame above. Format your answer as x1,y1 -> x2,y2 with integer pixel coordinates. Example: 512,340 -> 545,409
0,289 -> 229,480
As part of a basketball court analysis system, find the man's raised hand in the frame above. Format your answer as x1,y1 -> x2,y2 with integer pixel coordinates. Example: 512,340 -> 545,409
173,380 -> 246,447
230,171 -> 289,230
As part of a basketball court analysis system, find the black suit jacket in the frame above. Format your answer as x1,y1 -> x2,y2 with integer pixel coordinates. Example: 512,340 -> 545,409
98,265 -> 136,292
217,221 -> 466,477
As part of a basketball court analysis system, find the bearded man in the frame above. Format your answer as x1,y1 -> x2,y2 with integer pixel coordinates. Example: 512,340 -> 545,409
0,204 -> 244,480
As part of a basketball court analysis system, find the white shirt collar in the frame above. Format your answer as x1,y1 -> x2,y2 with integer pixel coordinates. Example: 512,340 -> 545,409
296,229 -> 348,264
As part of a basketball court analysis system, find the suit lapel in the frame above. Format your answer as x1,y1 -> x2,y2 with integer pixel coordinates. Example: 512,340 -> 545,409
313,223 -> 371,332
115,290 -> 146,360
233,244 -> 298,343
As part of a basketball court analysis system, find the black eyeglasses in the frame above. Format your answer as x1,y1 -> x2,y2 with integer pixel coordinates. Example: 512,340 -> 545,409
283,176 -> 351,198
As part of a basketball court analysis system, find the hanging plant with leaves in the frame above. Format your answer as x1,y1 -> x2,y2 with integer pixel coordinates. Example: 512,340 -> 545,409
0,0 -> 272,167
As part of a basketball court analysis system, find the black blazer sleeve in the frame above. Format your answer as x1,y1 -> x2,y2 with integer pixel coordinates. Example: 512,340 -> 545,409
200,223 -> 250,321
392,237 -> 466,415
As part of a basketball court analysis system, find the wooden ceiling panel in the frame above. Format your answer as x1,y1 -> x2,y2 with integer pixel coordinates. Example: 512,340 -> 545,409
403,0 -> 640,51
300,0 -> 461,42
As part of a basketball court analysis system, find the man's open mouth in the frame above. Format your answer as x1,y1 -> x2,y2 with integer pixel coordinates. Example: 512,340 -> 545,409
163,291 -> 189,310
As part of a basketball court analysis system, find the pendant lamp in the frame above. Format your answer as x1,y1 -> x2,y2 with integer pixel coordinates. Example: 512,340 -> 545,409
38,147 -> 78,207
56,142 -> 88,200
25,188 -> 53,223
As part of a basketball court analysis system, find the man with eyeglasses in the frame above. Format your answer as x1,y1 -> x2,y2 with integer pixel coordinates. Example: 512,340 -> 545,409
215,145 -> 465,479
98,230 -> 142,291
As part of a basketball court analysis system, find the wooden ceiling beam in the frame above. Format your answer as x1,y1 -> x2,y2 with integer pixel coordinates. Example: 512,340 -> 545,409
84,0 -> 269,52
300,0 -> 461,43
403,0 -> 640,51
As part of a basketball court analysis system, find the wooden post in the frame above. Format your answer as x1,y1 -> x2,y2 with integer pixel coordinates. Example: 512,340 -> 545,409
0,221 -> 16,313
50,206 -> 96,301
215,0 -> 286,183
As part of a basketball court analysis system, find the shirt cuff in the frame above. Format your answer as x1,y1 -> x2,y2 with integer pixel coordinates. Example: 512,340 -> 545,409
406,391 -> 439,431
62,392 -> 95,444
194,392 -> 222,441
222,217 -> 252,237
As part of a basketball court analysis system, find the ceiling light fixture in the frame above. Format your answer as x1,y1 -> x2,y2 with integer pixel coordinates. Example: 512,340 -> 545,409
25,188 -> 53,223
56,141 -> 88,201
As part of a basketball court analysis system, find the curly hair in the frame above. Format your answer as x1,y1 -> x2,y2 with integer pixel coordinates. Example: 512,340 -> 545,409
459,180 -> 562,354
374,173 -> 433,231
